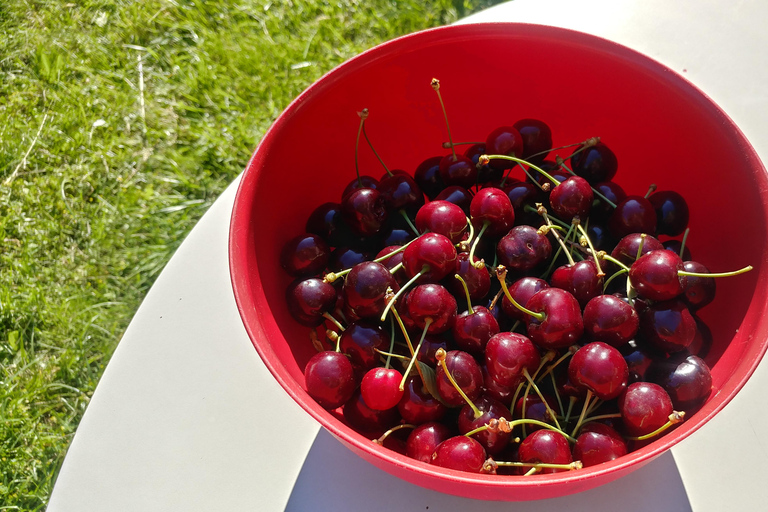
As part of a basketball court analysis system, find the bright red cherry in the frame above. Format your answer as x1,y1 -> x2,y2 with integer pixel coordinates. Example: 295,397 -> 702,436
583,295 -> 639,347
406,422 -> 452,463
415,200 -> 467,244
470,187 -> 515,237
402,233 -> 458,283
405,283 -> 457,334
452,306 -> 500,355
525,288 -> 584,350
629,250 -> 686,301
485,125 -> 524,170
610,233 -> 664,268
501,277 -> 549,322
549,176 -> 593,222
518,430 -> 573,473
398,376 -> 447,424
618,382 -> 674,437
573,423 -> 628,467
458,395 -> 514,455
484,332 -> 541,388
550,259 -> 603,308
431,436 -> 488,473
435,350 -> 483,407
568,342 -> 628,400
304,351 -> 357,409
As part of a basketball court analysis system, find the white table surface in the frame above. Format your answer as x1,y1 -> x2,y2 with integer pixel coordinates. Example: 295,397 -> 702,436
47,1 -> 768,510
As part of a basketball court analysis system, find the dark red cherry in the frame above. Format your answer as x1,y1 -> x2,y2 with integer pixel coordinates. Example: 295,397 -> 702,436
610,233 -> 664,268
286,278 -> 337,327
280,233 -> 330,277
406,283 -> 457,334
663,239 -> 692,261
568,342 -> 628,400
550,259 -> 603,308
501,277 -> 549,322
452,306 -> 500,355
341,187 -> 388,237
341,175 -> 378,199
618,382 -> 673,437
435,185 -> 473,215
402,233 -> 458,283
629,250 -> 686,301
681,261 -> 716,311
458,395 -> 514,455
687,316 -> 713,358
586,222 -> 614,252
573,423 -> 628,467
360,367 -> 404,411
497,225 -> 552,273
646,354 -> 712,412
622,345 -> 657,383
306,202 -> 356,248
549,176 -> 593,222
328,246 -> 372,272
406,422 -> 452,463
638,299 -> 696,354
608,196 -> 657,239
571,141 -> 618,184
398,376 -> 447,424
304,351 -> 357,409
591,181 -> 627,221
518,429 -> 573,473
342,261 -> 398,319
415,200 -> 467,244
414,156 -> 445,200
378,173 -> 425,215
416,335 -> 448,366
649,190 -> 689,237
466,143 -> 502,183
482,365 -> 515,405
485,126 -> 524,170
470,187 -> 515,237
343,388 -> 400,432
448,252 -> 491,301
375,245 -> 406,284
525,288 -> 584,350
513,118 -> 552,163
431,436 -> 488,473
439,154 -> 477,189
513,394 -> 558,432
484,332 -> 541,388
532,163 -> 569,190
339,321 -> 389,375
435,350 -> 483,407
583,295 -> 639,347
504,180 -> 544,226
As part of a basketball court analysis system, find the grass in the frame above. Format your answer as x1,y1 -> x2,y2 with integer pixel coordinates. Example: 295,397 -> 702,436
0,0 -> 503,509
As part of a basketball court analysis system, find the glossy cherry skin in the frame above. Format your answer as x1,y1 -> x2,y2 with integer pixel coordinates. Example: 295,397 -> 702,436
343,388 -> 400,432
583,295 -> 639,347
406,283 -> 457,334
458,395 -> 514,455
549,176 -> 593,222
550,260 -> 603,308
431,436 -> 488,473
518,430 -> 573,473
436,350 -> 484,407
570,142 -> 618,184
306,202 -> 353,247
378,173 -> 425,215
629,250 -> 686,301
342,175 -> 378,198
485,125 -> 524,170
501,277 -> 549,322
439,154 -> 477,189
569,342 -> 628,400
514,118 -> 552,163
573,423 -> 628,467
415,200 -> 467,244
280,233 -> 330,277
663,239 -> 692,261
285,278 -> 337,327
681,261 -> 716,311
646,354 -> 712,412
406,422 -> 452,463
525,288 -> 584,350
482,365 -> 515,405
376,245 -> 406,284
304,351 -> 357,409
453,306 -> 500,355
328,246 -> 372,272
497,225 -> 552,273
434,186 -> 473,215
610,233 -> 664,268
470,187 -> 515,237
504,180 -> 544,226
466,143 -> 503,183
414,156 -> 445,200
342,261 -> 398,319
608,196 -> 657,239
618,382 -> 674,437
622,344 -> 657,383
360,367 -> 404,411
638,299 -> 696,354
485,332 -> 541,388
591,181 -> 627,221
398,376 -> 447,424
339,321 -> 389,376
402,233 -> 458,283
649,190 -> 689,237
341,187 -> 389,237
448,252 -> 491,302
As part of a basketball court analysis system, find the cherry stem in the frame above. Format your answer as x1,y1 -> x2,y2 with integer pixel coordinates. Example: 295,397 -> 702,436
574,219 -> 604,277
461,217 -> 475,249
560,161 -> 617,208
375,349 -> 409,361
442,141 -> 483,148
488,288 -> 503,312
550,371 -> 565,418
580,412 -> 622,425
635,233 -> 647,261
385,316 -> 396,369
536,346 -> 578,384
524,204 -> 569,230
354,109 -> 368,187
362,122 -> 392,176
600,253 -> 630,271
524,467 -> 539,476
603,268 -> 629,292
644,183 -> 657,198
515,163 -> 547,191
496,460 -> 583,471
539,224 -> 575,280
324,238 -> 417,283
464,418 -> 577,443
561,136 -> 600,164
392,306 -> 427,389
400,320 -> 431,391
322,312 -> 345,332
388,262 -> 404,275
454,273 -> 474,314
522,367 -> 562,431
496,266 -> 546,321
679,228 -> 690,259
373,423 -> 416,445
309,329 -> 324,353
678,265 -> 753,278
326,329 -> 341,352
627,411 -> 685,441
468,222 -> 489,269
482,154 -> 559,186
399,210 -> 420,236
537,205 -> 575,266
570,389 -> 594,438
564,396 -> 577,424
431,78 -> 457,161
436,347 -> 482,419
380,267 -> 426,322
527,138 -> 593,162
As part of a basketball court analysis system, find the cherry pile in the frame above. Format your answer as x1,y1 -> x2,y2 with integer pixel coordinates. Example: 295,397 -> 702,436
280,79 -> 752,476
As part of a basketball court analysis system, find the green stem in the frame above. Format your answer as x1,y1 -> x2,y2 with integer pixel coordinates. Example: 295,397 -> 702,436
603,268 -> 629,292
496,267 -> 546,321
570,389 -> 593,438
454,273 -> 474,314
380,268 -> 426,322
400,320 -> 430,391
679,227 -> 690,259
362,122 -> 392,176
437,347 -> 482,419
679,265 -> 753,278
399,210 -> 420,236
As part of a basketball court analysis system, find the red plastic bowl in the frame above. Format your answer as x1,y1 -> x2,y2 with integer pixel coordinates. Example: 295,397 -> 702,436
229,23 -> 768,500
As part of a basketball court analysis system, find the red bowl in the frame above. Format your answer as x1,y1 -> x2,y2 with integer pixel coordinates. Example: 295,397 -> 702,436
229,23 -> 768,500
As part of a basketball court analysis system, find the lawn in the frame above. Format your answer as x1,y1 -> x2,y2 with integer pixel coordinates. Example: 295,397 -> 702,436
0,0 -> 502,509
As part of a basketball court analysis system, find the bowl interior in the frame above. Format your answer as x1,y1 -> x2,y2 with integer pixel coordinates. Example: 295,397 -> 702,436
230,23 -> 768,500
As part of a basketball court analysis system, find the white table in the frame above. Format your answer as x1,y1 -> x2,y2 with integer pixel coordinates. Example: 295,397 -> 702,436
47,1 -> 768,510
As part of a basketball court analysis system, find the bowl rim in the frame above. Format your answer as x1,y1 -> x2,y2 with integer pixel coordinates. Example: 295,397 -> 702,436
228,21 -> 768,497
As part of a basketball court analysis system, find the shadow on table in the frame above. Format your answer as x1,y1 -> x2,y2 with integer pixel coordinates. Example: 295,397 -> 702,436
285,429 -> 692,512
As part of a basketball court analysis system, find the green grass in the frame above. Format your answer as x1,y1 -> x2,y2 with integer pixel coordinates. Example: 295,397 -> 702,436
0,0 -> 502,509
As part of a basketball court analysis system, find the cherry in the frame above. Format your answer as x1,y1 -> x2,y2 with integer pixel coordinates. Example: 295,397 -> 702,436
688,316 -> 713,358
513,118 -> 552,163
405,283 -> 457,334
458,395 -> 514,455
638,299 -> 696,354
466,143 -> 502,183
448,252 -> 491,302
497,225 -> 552,273
328,246 -> 373,272
484,332 -> 541,388
570,141 -> 618,184
342,261 -> 399,319
485,125 -> 524,170
586,223 -> 614,252
416,335 -> 448,366
361,367 -> 404,411
663,239 -> 692,261
414,156 -> 445,200
414,200 -> 467,244
402,233 -> 458,283
431,435 -> 488,473
610,233 -> 664,268
550,259 -> 603,308
629,249 -> 686,301
452,305 -> 500,355
591,181 -> 626,221
681,261 -> 716,311
378,173 -> 425,215
482,365 -> 515,405
406,422 -> 452,463
549,176 -> 593,222
285,277 -> 337,327
608,196 -> 657,239
341,175 -> 378,199
434,185 -> 473,215
504,180 -> 544,226
470,187 -> 515,237
398,376 -> 447,424
649,190 -> 689,237
435,350 -> 483,407
568,342 -> 628,400
439,154 -> 478,189
306,202 -> 357,248
343,388 -> 400,432
646,354 -> 712,412
375,245 -> 406,284
517,429 -> 573,473
524,288 -> 584,350
341,187 -> 389,237
304,351 -> 357,409
339,321 -> 390,375
500,277 -> 549,322
513,394 -> 559,432
280,233 -> 329,277
618,382 -> 674,437
583,294 -> 639,347
573,423 -> 628,467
